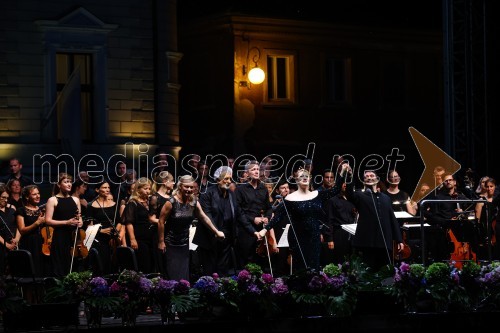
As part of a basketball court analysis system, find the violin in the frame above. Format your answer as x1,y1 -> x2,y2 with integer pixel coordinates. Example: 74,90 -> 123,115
37,205 -> 53,256
70,211 -> 89,259
256,210 -> 277,257
70,227 -> 89,259
41,225 -> 54,256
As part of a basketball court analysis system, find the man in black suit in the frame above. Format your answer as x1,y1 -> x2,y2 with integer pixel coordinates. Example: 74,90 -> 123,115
346,170 -> 404,272
193,166 -> 258,276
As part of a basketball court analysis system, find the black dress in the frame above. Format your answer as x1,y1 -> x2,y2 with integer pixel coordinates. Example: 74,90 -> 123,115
163,197 -> 196,281
265,188 -> 341,273
51,196 -> 78,277
123,200 -> 155,274
16,206 -> 48,277
0,206 -> 17,275
87,204 -> 119,274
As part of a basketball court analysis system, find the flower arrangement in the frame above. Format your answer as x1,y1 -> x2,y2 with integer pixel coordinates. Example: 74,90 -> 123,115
389,260 -> 486,312
234,263 -> 289,318
150,277 -> 195,322
477,261 -> 500,309
192,263 -> 289,319
80,276 -> 120,311
109,269 -> 152,325
287,262 -> 356,317
44,271 -> 93,303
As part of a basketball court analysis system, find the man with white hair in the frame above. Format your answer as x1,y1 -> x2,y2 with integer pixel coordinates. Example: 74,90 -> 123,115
193,166 -> 257,276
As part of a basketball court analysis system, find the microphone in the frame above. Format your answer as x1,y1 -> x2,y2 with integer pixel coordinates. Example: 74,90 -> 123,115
365,188 -> 371,193
275,195 -> 283,199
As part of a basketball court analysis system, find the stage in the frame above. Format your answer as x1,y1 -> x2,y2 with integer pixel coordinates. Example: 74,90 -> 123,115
2,297 -> 498,332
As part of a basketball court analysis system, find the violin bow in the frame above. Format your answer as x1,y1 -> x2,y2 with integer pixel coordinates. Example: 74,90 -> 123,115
69,210 -> 80,274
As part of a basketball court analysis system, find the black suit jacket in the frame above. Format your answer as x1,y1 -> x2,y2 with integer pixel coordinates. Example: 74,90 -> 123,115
345,184 -> 402,249
193,185 -> 252,249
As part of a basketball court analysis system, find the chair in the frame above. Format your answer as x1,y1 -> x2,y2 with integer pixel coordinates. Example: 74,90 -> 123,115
6,249 -> 47,304
115,246 -> 160,279
115,246 -> 139,272
87,247 -> 104,276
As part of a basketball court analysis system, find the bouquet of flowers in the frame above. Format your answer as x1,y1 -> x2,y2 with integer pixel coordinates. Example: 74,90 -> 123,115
287,263 -> 354,317
477,261 -> 500,309
109,270 -> 152,325
192,264 -> 289,319
44,271 -> 93,304
233,263 -> 289,318
151,277 -> 195,319
389,261 -> 426,311
80,276 -> 119,311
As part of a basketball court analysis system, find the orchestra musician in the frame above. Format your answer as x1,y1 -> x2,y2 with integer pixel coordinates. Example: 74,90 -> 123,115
45,173 -> 83,277
423,173 -> 474,264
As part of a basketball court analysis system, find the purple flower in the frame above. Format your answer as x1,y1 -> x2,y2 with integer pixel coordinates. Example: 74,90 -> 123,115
246,283 -> 261,295
261,273 -> 274,284
193,276 -> 220,295
237,270 -> 252,283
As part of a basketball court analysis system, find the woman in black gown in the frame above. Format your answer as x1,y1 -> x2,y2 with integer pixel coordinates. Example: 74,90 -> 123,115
0,185 -> 19,275
259,165 -> 348,272
45,173 -> 83,277
158,175 -> 225,281
87,181 -> 122,275
16,185 -> 48,276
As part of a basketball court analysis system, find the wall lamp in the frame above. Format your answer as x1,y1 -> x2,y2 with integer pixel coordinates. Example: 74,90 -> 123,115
240,46 -> 265,87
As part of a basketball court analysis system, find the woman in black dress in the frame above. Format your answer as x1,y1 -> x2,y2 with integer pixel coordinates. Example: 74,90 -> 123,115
158,175 -> 225,281
123,177 -> 156,274
87,181 -> 122,275
0,185 -> 20,275
259,165 -> 348,273
45,173 -> 83,277
16,185 -> 48,276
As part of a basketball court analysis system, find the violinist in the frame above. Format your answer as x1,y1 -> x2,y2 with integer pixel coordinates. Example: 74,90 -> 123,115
45,173 -> 83,277
0,185 -> 20,275
87,181 -> 122,275
234,161 -> 272,270
194,166 -> 252,277
16,185 -> 47,276
423,173 -> 470,263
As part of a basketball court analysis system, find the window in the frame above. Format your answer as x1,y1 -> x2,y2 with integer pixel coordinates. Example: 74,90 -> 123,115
325,57 -> 352,105
265,51 -> 296,104
56,53 -> 93,141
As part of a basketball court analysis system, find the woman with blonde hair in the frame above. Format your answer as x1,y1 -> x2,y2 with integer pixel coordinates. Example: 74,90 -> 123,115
122,177 -> 156,274
158,175 -> 224,281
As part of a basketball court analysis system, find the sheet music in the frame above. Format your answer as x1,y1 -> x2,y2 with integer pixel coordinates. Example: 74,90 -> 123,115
341,223 -> 357,235
394,211 -> 415,219
84,224 -> 101,249
189,226 -> 198,250
277,224 -> 290,247
403,223 -> 431,228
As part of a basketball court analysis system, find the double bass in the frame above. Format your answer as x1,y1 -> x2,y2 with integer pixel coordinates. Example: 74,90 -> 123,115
448,194 -> 477,269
